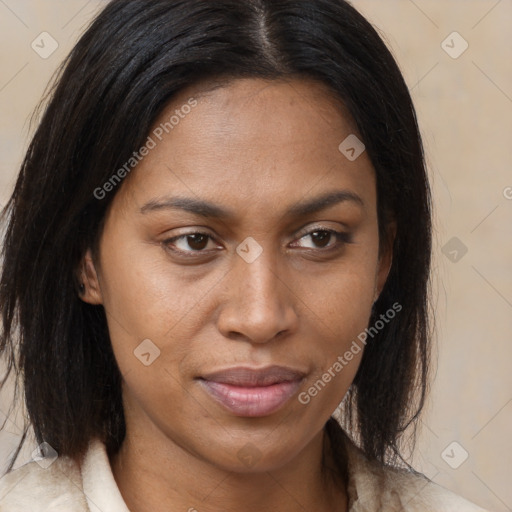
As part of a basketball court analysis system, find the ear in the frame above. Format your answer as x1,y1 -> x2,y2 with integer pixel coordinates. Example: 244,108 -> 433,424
374,221 -> 397,303
77,249 -> 103,305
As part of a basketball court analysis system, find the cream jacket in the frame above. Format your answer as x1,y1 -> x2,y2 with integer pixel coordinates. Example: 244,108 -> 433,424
0,436 -> 489,511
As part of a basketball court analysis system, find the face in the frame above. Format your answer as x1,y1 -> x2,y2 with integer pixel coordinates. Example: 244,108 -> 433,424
81,78 -> 393,472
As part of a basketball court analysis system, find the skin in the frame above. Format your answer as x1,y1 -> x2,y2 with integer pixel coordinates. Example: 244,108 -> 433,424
80,77 -> 394,512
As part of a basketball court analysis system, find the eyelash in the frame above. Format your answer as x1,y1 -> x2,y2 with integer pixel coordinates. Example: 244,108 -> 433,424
162,227 -> 353,258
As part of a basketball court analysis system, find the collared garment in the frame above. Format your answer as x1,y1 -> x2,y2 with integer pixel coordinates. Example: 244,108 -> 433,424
0,435 -> 489,511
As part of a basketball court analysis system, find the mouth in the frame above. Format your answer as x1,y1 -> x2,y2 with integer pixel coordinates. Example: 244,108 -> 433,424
197,366 -> 306,417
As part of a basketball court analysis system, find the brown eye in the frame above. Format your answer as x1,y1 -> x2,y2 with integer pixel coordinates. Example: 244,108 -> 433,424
310,231 -> 332,248
184,234 -> 209,251
293,228 -> 352,251
164,232 -> 218,256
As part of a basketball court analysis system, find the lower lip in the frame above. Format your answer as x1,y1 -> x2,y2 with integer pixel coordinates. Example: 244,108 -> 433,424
199,379 -> 303,417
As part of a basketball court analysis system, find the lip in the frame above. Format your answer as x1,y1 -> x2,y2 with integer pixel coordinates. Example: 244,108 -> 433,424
198,366 -> 306,417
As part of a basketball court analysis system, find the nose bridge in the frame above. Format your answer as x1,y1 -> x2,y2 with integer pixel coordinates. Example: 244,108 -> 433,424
217,239 -> 297,343
235,241 -> 283,310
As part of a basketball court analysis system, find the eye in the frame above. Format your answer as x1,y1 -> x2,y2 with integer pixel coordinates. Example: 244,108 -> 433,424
291,228 -> 353,251
163,232 -> 220,256
163,227 -> 352,258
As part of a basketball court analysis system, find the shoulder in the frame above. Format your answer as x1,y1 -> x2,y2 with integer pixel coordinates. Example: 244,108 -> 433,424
0,448 -> 87,511
378,464 -> 489,512
344,437 -> 490,512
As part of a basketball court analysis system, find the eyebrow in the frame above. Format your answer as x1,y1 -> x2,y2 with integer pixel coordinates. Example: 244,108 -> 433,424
139,189 -> 365,220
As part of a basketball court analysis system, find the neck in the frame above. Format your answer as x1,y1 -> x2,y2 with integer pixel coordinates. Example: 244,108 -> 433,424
110,422 -> 348,512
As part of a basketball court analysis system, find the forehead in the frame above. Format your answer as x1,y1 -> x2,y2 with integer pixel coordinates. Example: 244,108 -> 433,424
118,77 -> 375,218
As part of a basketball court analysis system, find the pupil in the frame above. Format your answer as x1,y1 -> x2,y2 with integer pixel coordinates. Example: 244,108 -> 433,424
312,231 -> 330,248
188,234 -> 207,250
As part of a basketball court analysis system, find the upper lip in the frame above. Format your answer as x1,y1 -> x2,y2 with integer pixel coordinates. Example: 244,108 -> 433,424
200,365 -> 307,387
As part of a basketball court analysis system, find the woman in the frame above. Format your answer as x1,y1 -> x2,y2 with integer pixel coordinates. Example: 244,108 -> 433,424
0,0 -> 489,510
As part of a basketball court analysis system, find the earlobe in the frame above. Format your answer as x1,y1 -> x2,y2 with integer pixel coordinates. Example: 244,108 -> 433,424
78,249 -> 103,305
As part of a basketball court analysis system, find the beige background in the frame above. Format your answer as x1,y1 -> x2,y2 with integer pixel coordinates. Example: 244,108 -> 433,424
0,1 -> 511,510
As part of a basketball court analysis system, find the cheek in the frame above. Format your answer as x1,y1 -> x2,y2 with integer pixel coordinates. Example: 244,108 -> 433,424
305,250 -> 378,338
98,237 -> 210,341
295,260 -> 377,409
295,301 -> 369,420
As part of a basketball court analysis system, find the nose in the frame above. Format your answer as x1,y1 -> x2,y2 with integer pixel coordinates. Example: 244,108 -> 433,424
216,244 -> 299,344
